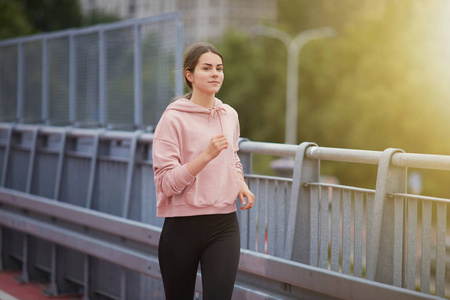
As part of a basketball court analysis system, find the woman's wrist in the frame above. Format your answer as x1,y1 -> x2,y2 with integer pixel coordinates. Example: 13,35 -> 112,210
202,150 -> 215,162
187,152 -> 213,177
237,172 -> 246,184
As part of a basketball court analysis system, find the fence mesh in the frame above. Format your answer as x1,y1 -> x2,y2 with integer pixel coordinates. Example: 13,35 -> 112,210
105,26 -> 134,128
76,32 -> 100,127
0,12 -> 183,130
48,36 -> 70,125
0,45 -> 18,122
23,41 -> 43,123
142,18 -> 179,129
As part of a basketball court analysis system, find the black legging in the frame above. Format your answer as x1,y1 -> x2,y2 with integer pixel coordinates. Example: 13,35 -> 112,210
158,212 -> 241,300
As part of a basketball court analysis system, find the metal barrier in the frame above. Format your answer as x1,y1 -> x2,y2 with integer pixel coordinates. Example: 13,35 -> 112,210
0,13 -> 183,129
0,123 -> 448,299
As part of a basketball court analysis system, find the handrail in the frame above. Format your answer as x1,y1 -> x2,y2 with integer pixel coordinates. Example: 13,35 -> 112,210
239,137 -> 450,171
0,122 -> 154,143
390,192 -> 450,204
306,146 -> 381,164
4,123 -> 450,172
391,152 -> 450,171
239,139 -> 298,156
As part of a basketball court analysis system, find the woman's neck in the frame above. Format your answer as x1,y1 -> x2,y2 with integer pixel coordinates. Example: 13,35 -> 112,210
190,93 -> 215,108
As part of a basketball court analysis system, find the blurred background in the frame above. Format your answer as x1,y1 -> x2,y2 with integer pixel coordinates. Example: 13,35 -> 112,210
1,0 -> 450,196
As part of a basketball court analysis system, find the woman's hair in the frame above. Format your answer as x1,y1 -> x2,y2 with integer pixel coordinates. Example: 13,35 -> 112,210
182,42 -> 223,100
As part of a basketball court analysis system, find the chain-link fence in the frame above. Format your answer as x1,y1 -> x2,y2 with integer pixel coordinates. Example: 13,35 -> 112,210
0,12 -> 183,130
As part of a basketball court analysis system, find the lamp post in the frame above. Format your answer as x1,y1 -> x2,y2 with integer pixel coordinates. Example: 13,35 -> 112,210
253,25 -> 335,145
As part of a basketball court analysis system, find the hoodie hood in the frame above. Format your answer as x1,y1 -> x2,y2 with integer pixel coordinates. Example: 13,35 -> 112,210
167,98 -> 224,113
167,98 -> 227,132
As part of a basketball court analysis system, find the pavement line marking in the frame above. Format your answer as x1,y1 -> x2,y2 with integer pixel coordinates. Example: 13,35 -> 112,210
0,290 -> 20,300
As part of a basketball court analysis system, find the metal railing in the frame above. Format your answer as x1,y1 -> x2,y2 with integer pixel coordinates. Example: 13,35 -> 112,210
0,13 -> 183,130
238,139 -> 449,298
0,123 -> 448,299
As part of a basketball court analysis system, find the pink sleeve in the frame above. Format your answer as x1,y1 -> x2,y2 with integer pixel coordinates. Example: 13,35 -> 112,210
153,138 -> 195,197
233,113 -> 244,175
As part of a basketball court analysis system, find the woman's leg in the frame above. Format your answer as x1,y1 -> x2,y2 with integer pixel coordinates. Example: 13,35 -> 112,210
200,213 -> 241,300
158,217 -> 202,300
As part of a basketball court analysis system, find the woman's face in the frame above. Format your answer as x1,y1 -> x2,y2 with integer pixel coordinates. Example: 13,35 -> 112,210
186,52 -> 224,96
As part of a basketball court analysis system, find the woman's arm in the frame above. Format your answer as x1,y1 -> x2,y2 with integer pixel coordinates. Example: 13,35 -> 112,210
186,134 -> 228,176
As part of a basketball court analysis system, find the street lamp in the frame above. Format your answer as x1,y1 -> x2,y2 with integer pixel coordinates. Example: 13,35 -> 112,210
253,25 -> 336,145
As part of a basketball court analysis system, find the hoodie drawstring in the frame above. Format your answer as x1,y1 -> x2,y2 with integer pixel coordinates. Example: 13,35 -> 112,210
209,106 -> 226,134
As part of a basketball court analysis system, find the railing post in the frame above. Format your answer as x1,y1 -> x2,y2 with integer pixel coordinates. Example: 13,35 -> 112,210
174,11 -> 184,98
25,126 -> 40,194
17,42 -> 24,123
41,37 -> 49,124
1,124 -> 14,187
20,126 -> 46,283
86,130 -> 103,209
47,244 -> 58,295
98,29 -> 106,127
284,142 -> 319,264
0,226 -> 3,270
123,130 -> 143,219
238,138 -> 252,175
83,255 -> 90,300
69,33 -> 76,125
53,128 -> 69,200
237,138 -> 253,250
1,125 -> 13,271
367,148 -> 406,284
133,24 -> 143,129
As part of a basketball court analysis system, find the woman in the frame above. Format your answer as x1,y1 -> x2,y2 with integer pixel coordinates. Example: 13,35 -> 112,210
152,42 -> 255,299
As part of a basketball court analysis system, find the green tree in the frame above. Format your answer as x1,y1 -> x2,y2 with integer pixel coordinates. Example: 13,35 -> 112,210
16,0 -> 83,32
292,0 -> 450,154
83,10 -> 121,26
216,30 -> 287,143
218,0 -> 450,196
1,0 -> 121,39
302,1 -> 450,194
0,0 -> 33,39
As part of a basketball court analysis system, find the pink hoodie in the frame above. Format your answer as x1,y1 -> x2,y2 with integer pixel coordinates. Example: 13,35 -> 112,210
152,98 -> 243,217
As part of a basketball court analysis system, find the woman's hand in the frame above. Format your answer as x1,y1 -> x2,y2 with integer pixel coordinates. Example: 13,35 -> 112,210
237,173 -> 255,210
205,134 -> 228,160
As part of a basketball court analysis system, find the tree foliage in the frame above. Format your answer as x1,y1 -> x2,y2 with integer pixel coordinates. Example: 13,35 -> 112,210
217,30 -> 287,143
0,0 -> 33,39
16,0 -> 83,32
217,0 -> 450,195
0,0 -> 121,39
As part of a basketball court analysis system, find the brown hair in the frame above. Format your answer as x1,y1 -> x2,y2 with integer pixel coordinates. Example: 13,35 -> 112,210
183,42 -> 224,100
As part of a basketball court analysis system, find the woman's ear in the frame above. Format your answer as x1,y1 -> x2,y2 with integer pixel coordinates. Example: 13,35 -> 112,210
185,70 -> 194,83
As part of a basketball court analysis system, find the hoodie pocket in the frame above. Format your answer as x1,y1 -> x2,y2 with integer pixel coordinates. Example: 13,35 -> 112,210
184,177 -> 215,207
183,164 -> 242,207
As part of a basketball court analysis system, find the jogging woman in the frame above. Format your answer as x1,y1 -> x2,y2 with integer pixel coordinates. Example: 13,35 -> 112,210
153,42 -> 255,299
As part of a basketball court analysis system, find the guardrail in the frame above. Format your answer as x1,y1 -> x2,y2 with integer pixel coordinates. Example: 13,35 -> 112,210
0,123 -> 448,299
1,187 -> 441,300
239,142 -> 450,298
